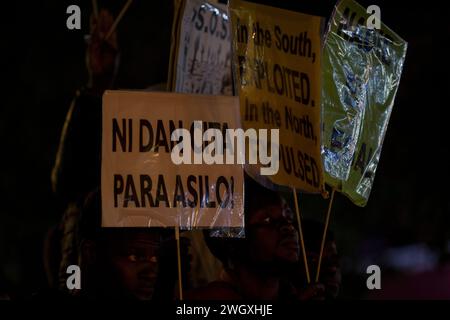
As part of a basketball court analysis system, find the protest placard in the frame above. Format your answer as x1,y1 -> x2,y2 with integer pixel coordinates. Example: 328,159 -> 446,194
169,0 -> 233,95
322,0 -> 408,206
101,91 -> 244,228
230,0 -> 325,194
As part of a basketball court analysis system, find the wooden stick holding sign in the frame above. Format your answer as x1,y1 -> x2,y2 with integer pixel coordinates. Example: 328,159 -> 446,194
315,188 -> 336,282
175,225 -> 183,300
105,0 -> 133,40
292,187 -> 310,284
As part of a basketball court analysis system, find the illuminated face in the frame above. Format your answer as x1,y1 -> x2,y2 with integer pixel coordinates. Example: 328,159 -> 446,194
247,200 -> 300,264
100,232 -> 160,300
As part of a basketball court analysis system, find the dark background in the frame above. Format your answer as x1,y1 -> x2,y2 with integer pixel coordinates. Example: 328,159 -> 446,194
1,0 -> 448,298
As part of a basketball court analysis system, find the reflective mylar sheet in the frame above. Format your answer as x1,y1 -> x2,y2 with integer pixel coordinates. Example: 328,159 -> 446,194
321,0 -> 407,206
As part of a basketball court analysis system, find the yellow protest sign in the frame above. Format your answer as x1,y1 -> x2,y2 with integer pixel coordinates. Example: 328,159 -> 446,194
230,0 -> 325,195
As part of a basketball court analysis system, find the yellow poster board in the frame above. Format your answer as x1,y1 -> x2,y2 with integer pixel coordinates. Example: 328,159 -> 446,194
230,0 -> 325,195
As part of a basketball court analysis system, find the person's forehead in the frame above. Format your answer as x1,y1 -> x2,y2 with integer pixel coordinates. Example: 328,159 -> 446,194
252,203 -> 282,217
249,205 -> 296,226
104,230 -> 162,247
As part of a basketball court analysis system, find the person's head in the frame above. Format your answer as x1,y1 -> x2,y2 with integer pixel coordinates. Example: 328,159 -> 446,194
205,175 -> 299,275
77,190 -> 162,300
297,219 -> 341,299
245,177 -> 299,266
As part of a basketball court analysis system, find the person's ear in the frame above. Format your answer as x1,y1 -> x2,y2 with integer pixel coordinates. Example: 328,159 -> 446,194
80,239 -> 97,266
